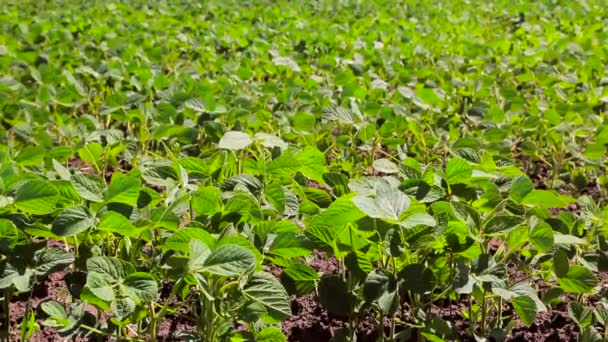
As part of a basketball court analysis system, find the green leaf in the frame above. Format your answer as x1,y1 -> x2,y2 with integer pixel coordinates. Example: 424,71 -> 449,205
304,225 -> 337,249
512,295 -> 538,327
15,146 -> 46,166
295,146 -> 328,184
86,272 -> 115,301
14,180 -> 59,215
352,180 -> 410,221
530,222 -> 554,253
97,211 -> 145,237
484,216 -> 523,235
445,159 -> 472,184
33,248 -> 74,275
191,187 -> 222,216
398,213 -> 436,229
243,272 -> 291,321
105,171 -> 141,206
163,228 -> 215,253
77,143 -> 103,169
265,183 -> 286,213
553,250 -> 570,278
52,206 -> 93,236
557,266 -> 598,294
202,244 -> 255,276
219,131 -> 252,150
323,172 -> 350,197
363,270 -> 391,303
509,176 -> 534,203
87,256 -> 135,282
521,190 -> 575,208
189,239 -> 212,271
256,327 -> 286,342
311,195 -> 365,226
70,173 -> 105,202
266,155 -> 301,179
568,302 -> 593,328
111,297 -> 135,321
122,272 -> 158,303
40,301 -> 68,321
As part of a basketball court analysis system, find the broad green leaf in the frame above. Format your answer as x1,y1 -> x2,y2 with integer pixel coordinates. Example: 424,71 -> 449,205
512,295 -> 538,327
219,131 -> 252,150
191,187 -> 222,216
484,216 -> 523,235
14,180 -> 59,215
265,183 -> 286,213
521,190 -> 575,208
553,250 -> 570,277
568,302 -> 593,328
52,206 -> 93,236
530,222 -> 554,252
33,248 -> 74,275
111,297 -> 135,321
122,272 -> 158,302
15,146 -> 46,166
352,180 -> 410,221
163,228 -> 215,253
189,239 -> 212,271
105,171 -> 141,206
97,211 -> 145,237
70,173 -> 105,202
509,176 -> 534,203
295,146 -> 328,184
86,272 -> 115,301
266,155 -> 301,179
445,159 -> 472,184
557,266 -> 598,293
202,244 -> 255,276
311,195 -> 365,226
87,256 -> 135,282
398,213 -> 436,229
256,327 -> 286,342
77,143 -> 103,169
40,301 -> 67,321
243,272 -> 291,320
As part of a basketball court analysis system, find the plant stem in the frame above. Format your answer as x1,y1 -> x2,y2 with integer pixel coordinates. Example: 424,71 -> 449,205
149,278 -> 182,342
390,313 -> 396,342
81,324 -> 115,337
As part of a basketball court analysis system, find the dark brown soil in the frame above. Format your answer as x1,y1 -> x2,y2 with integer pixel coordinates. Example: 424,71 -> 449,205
309,250 -> 339,274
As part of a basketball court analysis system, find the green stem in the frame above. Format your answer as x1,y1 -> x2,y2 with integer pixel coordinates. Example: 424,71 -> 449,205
149,279 -> 182,341
81,324 -> 114,337
390,313 -> 396,341
480,291 -> 487,335
20,286 -> 35,341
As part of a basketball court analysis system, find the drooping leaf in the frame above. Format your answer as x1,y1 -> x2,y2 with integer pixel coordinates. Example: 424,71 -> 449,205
512,295 -> 538,327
